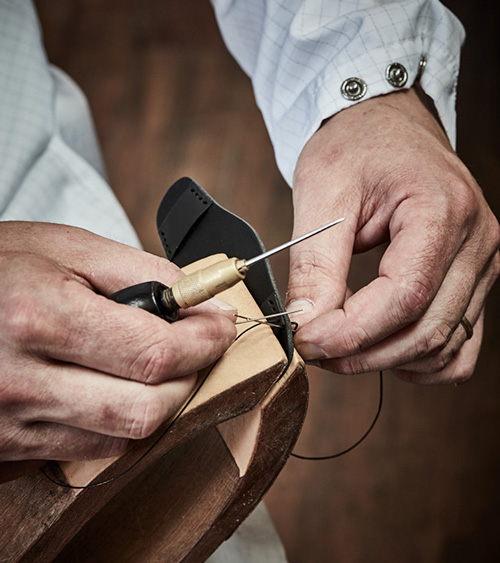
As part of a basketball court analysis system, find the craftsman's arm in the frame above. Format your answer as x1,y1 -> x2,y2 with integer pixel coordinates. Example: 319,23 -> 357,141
211,0 -> 464,185
211,0 -> 500,383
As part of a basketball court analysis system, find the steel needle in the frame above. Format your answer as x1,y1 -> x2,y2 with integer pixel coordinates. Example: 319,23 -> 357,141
243,217 -> 345,268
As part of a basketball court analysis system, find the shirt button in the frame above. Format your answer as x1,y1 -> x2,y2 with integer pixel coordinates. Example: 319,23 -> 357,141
416,56 -> 427,81
386,62 -> 408,88
341,77 -> 367,101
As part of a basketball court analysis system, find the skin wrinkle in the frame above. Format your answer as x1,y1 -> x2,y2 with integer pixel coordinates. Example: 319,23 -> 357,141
353,191 -> 404,253
328,240 -> 491,375
77,378 -> 146,438
322,257 -> 483,373
126,389 -> 165,441
126,313 -> 235,384
1,257 -> 86,357
382,225 -> 452,283
288,86 -> 500,383
0,425 -> 33,459
135,342 -> 175,386
418,319 -> 454,358
51,282 -> 99,357
304,228 -> 498,374
289,248 -> 342,287
298,301 -> 373,358
0,221 -> 238,463
395,322 -> 482,383
338,317 -> 374,358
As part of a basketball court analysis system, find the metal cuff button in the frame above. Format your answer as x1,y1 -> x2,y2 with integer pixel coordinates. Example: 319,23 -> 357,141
341,77 -> 367,101
386,62 -> 408,88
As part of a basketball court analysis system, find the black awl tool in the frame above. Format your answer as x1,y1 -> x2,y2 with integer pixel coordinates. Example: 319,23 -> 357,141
109,217 -> 344,320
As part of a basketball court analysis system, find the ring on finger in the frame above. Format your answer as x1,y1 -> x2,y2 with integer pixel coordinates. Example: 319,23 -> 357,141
460,315 -> 474,340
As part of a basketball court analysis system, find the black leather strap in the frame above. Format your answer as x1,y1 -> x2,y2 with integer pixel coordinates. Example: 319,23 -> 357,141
156,177 -> 294,362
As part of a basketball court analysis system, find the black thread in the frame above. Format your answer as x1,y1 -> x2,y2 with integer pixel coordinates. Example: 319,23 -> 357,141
290,371 -> 383,461
41,325 -> 384,488
40,324 -> 268,490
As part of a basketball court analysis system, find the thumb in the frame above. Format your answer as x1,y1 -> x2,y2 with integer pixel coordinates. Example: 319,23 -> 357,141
285,208 -> 356,325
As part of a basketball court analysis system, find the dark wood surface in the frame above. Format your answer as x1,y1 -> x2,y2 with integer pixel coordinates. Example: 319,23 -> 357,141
35,1 -> 500,562
0,274 -> 308,562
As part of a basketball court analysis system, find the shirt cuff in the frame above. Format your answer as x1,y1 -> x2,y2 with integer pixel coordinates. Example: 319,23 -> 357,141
260,7 -> 465,187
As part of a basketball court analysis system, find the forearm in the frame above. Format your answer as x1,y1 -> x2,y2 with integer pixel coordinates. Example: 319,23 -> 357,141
211,0 -> 464,186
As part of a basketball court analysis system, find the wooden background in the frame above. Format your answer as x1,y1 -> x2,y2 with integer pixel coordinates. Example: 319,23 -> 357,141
36,1 -> 500,562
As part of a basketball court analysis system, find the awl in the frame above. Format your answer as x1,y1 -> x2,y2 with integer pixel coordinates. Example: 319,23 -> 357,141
109,217 -> 345,321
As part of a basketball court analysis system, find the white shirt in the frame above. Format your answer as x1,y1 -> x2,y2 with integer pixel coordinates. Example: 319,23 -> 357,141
0,0 -> 464,225
0,1 -> 465,561
212,0 -> 465,186
0,0 -> 139,244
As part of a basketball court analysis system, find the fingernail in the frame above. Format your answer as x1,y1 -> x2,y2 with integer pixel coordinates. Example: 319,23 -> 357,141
286,299 -> 314,314
210,297 -> 237,311
298,342 -> 327,361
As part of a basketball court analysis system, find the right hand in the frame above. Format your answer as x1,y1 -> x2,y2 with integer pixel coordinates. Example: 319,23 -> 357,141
0,222 -> 236,475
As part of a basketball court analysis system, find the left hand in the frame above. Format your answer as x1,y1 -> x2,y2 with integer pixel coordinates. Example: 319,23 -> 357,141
286,86 -> 500,384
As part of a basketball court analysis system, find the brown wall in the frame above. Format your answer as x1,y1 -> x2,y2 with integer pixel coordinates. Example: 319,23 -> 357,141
36,1 -> 500,561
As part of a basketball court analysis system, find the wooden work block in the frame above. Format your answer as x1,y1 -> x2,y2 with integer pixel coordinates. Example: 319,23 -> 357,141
0,257 -> 308,562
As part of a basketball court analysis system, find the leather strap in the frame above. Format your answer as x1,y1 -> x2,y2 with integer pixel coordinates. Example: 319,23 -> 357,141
156,177 -> 294,363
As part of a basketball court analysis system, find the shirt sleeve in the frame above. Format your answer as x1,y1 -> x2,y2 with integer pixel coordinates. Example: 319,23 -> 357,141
0,0 -> 140,247
211,0 -> 465,187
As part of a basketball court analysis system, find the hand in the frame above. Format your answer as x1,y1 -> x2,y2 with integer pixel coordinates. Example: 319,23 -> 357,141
0,222 -> 236,472
287,87 -> 500,384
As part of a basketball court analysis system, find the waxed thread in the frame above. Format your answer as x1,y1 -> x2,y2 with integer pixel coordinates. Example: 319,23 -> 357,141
41,324 -> 269,489
291,371 -> 383,460
41,322 -> 383,488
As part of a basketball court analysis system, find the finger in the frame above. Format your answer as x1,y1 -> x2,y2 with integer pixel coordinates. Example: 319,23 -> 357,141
8,222 -> 183,292
18,362 -> 197,439
286,203 -> 358,323
7,273 -> 236,383
393,311 -> 484,385
2,422 -> 130,462
293,195 -> 477,360
312,247 -> 497,373
394,310 -> 484,379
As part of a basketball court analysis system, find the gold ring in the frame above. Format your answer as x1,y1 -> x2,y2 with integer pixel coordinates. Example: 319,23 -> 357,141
460,315 -> 474,340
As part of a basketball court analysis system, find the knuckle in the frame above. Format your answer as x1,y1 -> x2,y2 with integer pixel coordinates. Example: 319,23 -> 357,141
0,285 -> 75,355
179,314 -> 235,364
293,156 -> 317,188
126,336 -> 176,384
289,249 -> 338,289
336,354 -> 371,375
339,322 -> 372,356
202,315 -> 236,350
426,357 -> 473,383
126,315 -> 236,384
140,345 -> 174,385
125,392 -> 165,440
493,250 -> 500,279
1,300 -> 40,347
421,322 -> 453,357
424,353 -> 450,374
469,203 -> 500,262
398,274 -> 433,319
489,219 -> 500,256
451,179 -> 478,223
151,254 -> 182,285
